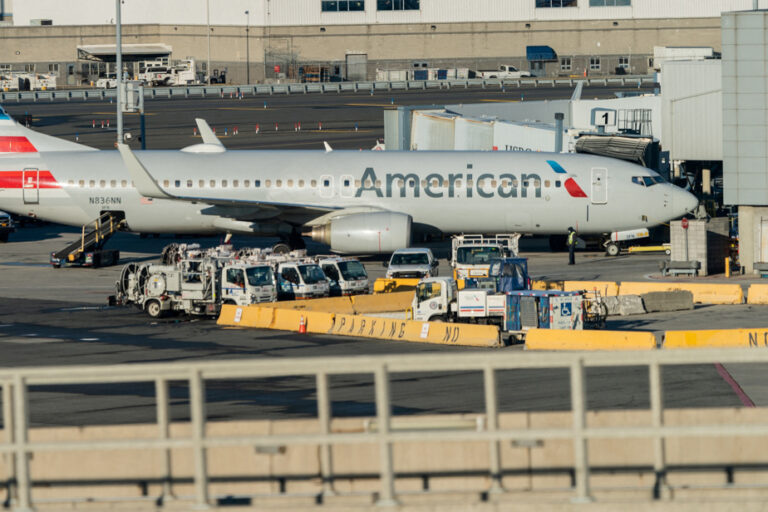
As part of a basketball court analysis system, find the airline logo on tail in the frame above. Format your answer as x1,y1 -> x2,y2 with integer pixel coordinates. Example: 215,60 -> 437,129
0,111 -> 37,153
546,160 -> 587,198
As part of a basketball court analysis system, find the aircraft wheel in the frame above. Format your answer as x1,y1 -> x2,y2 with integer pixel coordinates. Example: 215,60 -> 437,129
145,300 -> 164,318
272,243 -> 291,254
605,243 -> 620,257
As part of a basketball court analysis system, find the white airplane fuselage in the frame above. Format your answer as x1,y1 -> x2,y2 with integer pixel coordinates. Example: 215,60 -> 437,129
0,149 -> 697,240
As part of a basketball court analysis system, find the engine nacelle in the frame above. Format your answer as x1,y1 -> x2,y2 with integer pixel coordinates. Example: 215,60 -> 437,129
308,212 -> 412,254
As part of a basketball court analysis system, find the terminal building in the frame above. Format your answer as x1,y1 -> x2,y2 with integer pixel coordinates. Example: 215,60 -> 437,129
0,0 -> 765,85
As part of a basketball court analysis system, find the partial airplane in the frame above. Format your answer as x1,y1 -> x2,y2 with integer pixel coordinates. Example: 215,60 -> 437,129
0,107 -> 698,254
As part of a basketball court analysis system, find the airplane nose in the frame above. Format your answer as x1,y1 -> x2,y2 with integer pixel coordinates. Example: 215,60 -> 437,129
673,187 -> 699,216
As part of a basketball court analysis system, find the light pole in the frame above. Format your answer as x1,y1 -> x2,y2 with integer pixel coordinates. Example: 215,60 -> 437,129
206,0 -> 211,84
245,10 -> 250,84
115,0 -> 123,144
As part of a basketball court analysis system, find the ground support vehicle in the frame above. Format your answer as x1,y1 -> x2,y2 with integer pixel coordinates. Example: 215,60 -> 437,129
0,210 -> 15,242
275,258 -> 330,300
385,248 -> 439,279
603,228 -> 650,256
115,256 -> 276,318
411,257 -> 586,343
451,234 -> 520,279
50,212 -> 123,268
317,256 -> 369,296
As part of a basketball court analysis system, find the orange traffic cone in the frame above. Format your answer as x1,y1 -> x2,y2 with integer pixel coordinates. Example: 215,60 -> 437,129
298,315 -> 307,334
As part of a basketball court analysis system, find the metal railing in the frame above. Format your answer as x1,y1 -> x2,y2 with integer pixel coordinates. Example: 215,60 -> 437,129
0,75 -> 656,103
0,347 -> 764,510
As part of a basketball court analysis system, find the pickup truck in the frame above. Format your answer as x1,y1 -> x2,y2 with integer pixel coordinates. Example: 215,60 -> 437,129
385,248 -> 439,279
473,65 -> 532,79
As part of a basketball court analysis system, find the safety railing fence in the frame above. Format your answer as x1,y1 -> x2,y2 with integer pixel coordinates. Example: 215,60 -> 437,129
0,75 -> 656,103
0,347 -> 766,510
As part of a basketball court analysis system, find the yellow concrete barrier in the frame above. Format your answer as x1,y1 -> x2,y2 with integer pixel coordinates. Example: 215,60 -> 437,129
217,305 -> 274,329
272,308 -> 307,332
531,280 -> 564,291
328,314 -> 500,347
373,278 -> 420,293
422,322 -> 500,346
525,329 -> 657,351
618,282 -> 744,305
263,296 -> 355,314
351,291 -> 413,314
747,284 -> 768,305
563,281 -> 619,296
304,311 -> 336,334
664,329 -> 768,349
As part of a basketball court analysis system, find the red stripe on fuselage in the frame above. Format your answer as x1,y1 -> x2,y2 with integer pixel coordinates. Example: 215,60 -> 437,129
0,170 -> 60,189
0,136 -> 37,153
564,178 -> 587,198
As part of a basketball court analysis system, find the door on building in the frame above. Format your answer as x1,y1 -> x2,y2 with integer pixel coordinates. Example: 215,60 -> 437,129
530,61 -> 545,77
590,168 -> 607,204
760,218 -> 768,263
23,168 -> 39,204
345,53 -> 368,82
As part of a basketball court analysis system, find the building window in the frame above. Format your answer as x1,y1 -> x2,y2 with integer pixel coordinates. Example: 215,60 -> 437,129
618,56 -> 629,69
377,0 -> 419,10
323,0 -> 365,11
560,57 -> 572,71
48,63 -> 59,74
24,64 -> 35,72
590,57 -> 601,71
536,0 -> 577,7
589,0 -> 630,5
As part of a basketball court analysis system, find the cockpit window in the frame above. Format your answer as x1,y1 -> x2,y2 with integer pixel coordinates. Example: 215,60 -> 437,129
632,176 -> 664,187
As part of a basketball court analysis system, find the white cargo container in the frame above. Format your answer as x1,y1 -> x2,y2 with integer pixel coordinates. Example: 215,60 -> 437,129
492,120 -> 571,153
454,116 -> 493,150
410,110 -> 456,150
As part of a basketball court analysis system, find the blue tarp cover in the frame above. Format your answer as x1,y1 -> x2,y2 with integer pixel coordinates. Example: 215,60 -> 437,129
526,45 -> 557,61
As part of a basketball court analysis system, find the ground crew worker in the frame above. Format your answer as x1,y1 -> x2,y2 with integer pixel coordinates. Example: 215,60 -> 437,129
567,227 -> 576,265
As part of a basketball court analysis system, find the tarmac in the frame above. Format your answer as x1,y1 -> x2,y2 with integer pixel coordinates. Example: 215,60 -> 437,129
0,84 -> 765,427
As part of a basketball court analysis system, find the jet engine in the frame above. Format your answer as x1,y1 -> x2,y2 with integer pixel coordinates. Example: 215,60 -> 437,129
307,212 -> 412,254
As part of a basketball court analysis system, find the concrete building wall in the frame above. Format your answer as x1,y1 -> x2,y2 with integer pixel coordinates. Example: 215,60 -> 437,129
11,0 -> 768,27
0,16 -> 729,84
722,11 -> 768,273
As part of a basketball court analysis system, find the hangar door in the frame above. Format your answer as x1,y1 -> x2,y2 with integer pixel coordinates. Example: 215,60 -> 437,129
346,54 -> 368,82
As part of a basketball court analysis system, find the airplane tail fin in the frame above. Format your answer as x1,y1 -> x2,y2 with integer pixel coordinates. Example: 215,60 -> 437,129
0,105 -> 97,155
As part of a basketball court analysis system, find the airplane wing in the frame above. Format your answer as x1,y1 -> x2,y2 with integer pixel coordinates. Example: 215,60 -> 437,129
117,142 -> 339,218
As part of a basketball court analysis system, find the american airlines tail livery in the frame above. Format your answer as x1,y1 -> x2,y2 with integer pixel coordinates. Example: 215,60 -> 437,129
0,106 -> 697,253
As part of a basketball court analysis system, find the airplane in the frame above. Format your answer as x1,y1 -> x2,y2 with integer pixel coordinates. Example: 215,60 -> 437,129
0,106 -> 698,254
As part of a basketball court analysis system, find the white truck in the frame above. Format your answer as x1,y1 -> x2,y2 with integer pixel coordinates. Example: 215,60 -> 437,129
276,260 -> 330,300
115,256 -> 277,318
385,247 -> 439,279
95,73 -> 117,89
318,256 -> 369,296
138,59 -> 198,86
451,234 -> 520,279
474,65 -> 531,79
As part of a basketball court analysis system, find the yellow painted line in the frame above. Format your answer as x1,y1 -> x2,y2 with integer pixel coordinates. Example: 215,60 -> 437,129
344,103 -> 398,108
90,111 -> 156,116
219,107 -> 275,111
